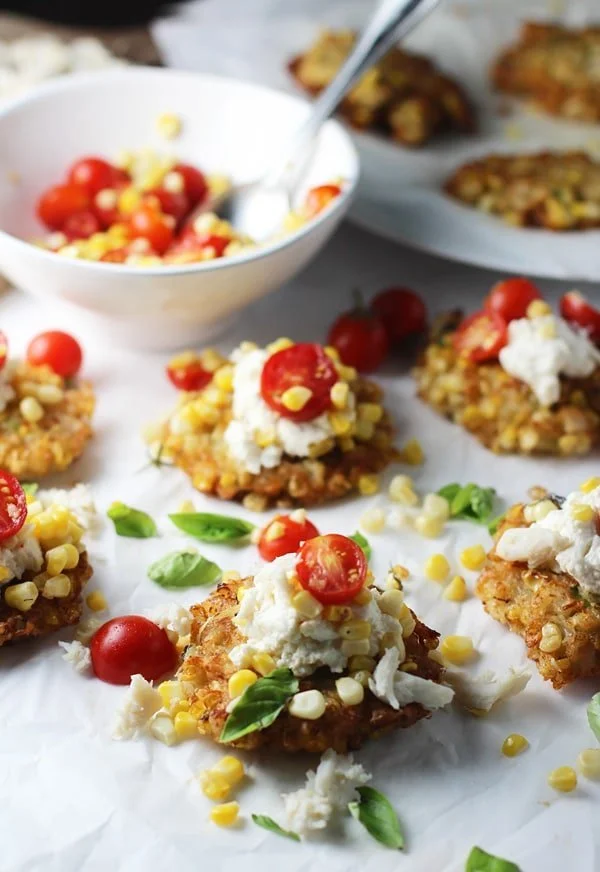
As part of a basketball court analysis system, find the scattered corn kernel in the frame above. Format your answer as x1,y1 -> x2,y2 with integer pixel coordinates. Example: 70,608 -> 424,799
174,710 -> 199,741
388,474 -> 418,506
45,545 -> 69,576
440,635 -> 475,665
577,749 -> 600,779
580,477 -> 600,494
36,384 -> 64,405
156,112 -> 182,139
214,755 -> 245,786
424,553 -> 451,582
42,574 -> 71,598
398,603 -> 416,637
289,689 -> 326,720
335,676 -> 364,706
378,589 -> 404,618
157,680 -> 184,709
358,474 -> 380,496
348,655 -> 375,672
571,503 -> 594,523
341,639 -> 370,657
351,669 -> 372,687
547,766 -> 577,793
359,507 -> 386,533
338,619 -> 371,640
400,438 -> 424,466
443,575 -> 467,602
251,653 -> 276,676
281,385 -> 312,412
291,589 -> 323,618
228,669 -> 258,699
423,493 -> 450,521
264,520 -> 285,542
527,300 -> 552,318
415,514 -> 444,538
354,419 -> 375,441
460,544 -> 487,571
330,381 -> 349,409
266,337 -> 294,355
210,802 -> 240,827
19,396 -> 44,423
149,713 -> 178,746
329,412 -> 354,436
4,581 -> 38,611
357,403 -> 383,423
501,733 -> 529,757
323,604 -> 353,622
539,622 -> 563,654
214,366 -> 234,392
353,587 -> 372,606
200,770 -> 231,802
524,499 -> 558,523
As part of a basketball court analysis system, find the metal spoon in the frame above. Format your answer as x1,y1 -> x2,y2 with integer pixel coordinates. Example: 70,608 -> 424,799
190,0 -> 443,241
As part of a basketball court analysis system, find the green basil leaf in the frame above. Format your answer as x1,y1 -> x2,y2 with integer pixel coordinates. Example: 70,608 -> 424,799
251,815 -> 300,842
587,692 -> 600,742
169,511 -> 255,543
107,501 -> 157,538
351,531 -> 372,562
439,483 -> 496,524
466,846 -> 521,871
470,486 -> 495,522
21,482 -> 38,496
348,786 -> 404,850
450,483 -> 477,517
437,483 -> 461,503
220,667 -> 298,743
148,550 -> 221,589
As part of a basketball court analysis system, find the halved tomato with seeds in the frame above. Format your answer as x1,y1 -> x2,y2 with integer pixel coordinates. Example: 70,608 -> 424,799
166,353 -> 212,392
260,343 -> 338,422
296,533 -> 367,605
453,310 -> 508,362
0,471 -> 27,542
0,331 -> 7,371
560,291 -> 600,343
258,513 -> 320,562
304,184 -> 342,219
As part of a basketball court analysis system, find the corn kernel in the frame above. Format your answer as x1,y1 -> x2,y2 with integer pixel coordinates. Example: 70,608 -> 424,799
329,412 -> 353,436
263,520 -> 285,542
214,755 -> 245,787
335,676 -> 364,706
173,710 -> 199,741
36,384 -> 64,405
323,604 -> 353,622
288,689 -> 326,720
210,802 -> 239,827
338,619 -> 371,640
400,438 -> 424,466
341,639 -> 370,657
292,590 -> 323,618
527,300 -> 552,318
359,507 -> 385,533
354,419 -> 375,441
251,653 -> 276,676
443,575 -> 468,602
524,499 -> 558,523
118,185 -> 141,215
324,345 -> 340,361
381,631 -> 405,657
415,514 -> 444,538
351,669 -> 372,687
46,545 -> 69,577
502,733 -> 529,757
330,381 -> 349,409
440,635 -> 475,665
156,112 -> 182,139
378,589 -> 404,618
281,386 -> 312,412
580,477 -> 600,494
19,396 -> 44,423
358,474 -> 380,496
336,363 -> 357,381
255,429 -> 276,448
199,770 -> 231,802
348,655 -> 376,672
157,680 -> 184,709
0,567 -> 10,582
227,669 -> 257,699
266,337 -> 294,355
178,500 -> 195,513
388,475 -> 418,506
357,403 -> 383,423
422,493 -> 450,521
547,766 -> 577,793
538,320 -> 558,340
214,366 -> 234,392
424,554 -> 451,582
540,622 -> 563,653
353,587 -> 372,606
577,749 -> 600,779
149,714 -> 178,746
460,544 -> 487,571
398,603 -> 416,637
4,581 -> 38,611
571,503 -> 594,523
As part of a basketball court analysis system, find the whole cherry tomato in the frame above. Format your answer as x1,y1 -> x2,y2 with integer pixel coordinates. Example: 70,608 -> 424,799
371,288 -> 427,343
258,513 -> 320,562
129,204 -> 174,255
26,330 -> 83,378
453,310 -> 508,362
0,470 -> 27,543
37,184 -> 91,231
328,305 -> 389,373
296,534 -> 368,605
172,164 -> 208,206
62,210 -> 101,241
67,157 -> 118,196
166,353 -> 212,391
484,277 -> 542,322
304,184 -> 342,219
560,291 -> 600,343
260,343 -> 338,422
90,616 -> 178,685
144,187 -> 190,223
0,330 -> 8,372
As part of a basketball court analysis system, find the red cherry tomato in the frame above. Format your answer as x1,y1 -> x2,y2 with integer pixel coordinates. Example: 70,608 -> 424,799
173,164 -> 208,206
90,616 -> 178,685
36,184 -> 90,231
296,534 -> 367,605
304,184 -> 342,219
166,355 -> 212,391
260,343 -> 338,422
453,310 -> 508,362
100,248 -> 128,263
26,330 -> 83,378
197,233 -> 230,257
258,514 -> 320,562
328,308 -> 389,373
0,470 -> 27,543
484,277 -> 542,322
144,187 -> 190,223
62,210 -> 101,241
129,204 -> 174,255
371,288 -> 427,343
67,157 -> 118,196
0,330 -> 8,372
110,167 -> 131,189
560,291 -> 600,342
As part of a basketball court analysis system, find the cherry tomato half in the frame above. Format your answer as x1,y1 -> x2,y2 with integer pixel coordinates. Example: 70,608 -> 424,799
371,288 -> 427,343
296,534 -> 368,605
36,184 -> 91,231
258,513 -> 320,562
166,355 -> 212,391
173,163 -> 208,207
0,330 -> 8,372
484,277 -> 542,322
62,210 -> 101,241
67,157 -> 118,196
260,343 -> 338,422
26,330 -> 83,378
90,616 -> 178,685
304,184 -> 342,219
453,310 -> 508,363
129,204 -> 174,255
328,309 -> 389,373
0,470 -> 27,543
560,291 -> 600,343
144,187 -> 190,223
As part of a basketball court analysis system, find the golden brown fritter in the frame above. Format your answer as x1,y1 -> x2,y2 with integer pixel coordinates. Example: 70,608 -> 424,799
493,22 -> 600,123
178,576 -> 444,753
413,314 -> 600,456
289,29 -> 475,147
476,504 -> 600,689
0,551 -> 92,646
445,151 -> 600,230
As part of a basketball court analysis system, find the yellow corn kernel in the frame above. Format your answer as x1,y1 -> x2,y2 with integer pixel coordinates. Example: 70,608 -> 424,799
398,603 -> 416,637
348,655 -> 376,672
440,635 -> 475,665
36,384 -> 64,405
156,112 -> 182,139
460,544 -> 487,571
335,676 -> 365,706
202,347 -> 230,372
309,438 -> 336,459
0,566 -> 10,582
571,503 -> 594,523
580,476 -> 600,494
228,669 -> 257,699
378,589 -> 404,618
330,381 -> 349,409
323,604 -> 353,622
288,689 -> 326,720
539,622 -> 563,653
341,639 -> 370,657
523,499 -> 558,523
255,428 -> 276,448
354,419 -> 375,441
547,766 -> 577,793
415,514 -> 444,539
67,520 -> 84,544
213,366 -> 234,392
350,669 -> 372,687
339,437 -> 356,453
424,554 -> 451,582
118,185 -> 141,215
400,438 -> 424,466
45,545 -> 69,577
292,590 -> 323,619
214,755 -> 245,787
381,629 -> 405,653
501,733 -> 529,757
359,507 -> 385,533
266,337 -> 294,355
353,587 -> 372,606
338,619 -> 371,640
251,653 -> 276,676
210,802 -> 240,828
329,412 -> 354,436
336,363 -> 357,382
199,770 -> 231,802
4,581 -> 38,611
157,680 -> 184,709
150,714 -> 178,746
178,499 -> 195,514
577,749 -> 600,780
388,475 -> 419,506
358,474 -> 380,496
173,710 -> 199,741
19,396 -> 44,423
263,520 -> 285,542
281,386 -> 312,412
357,403 -> 383,423
236,587 -> 247,605
443,575 -> 468,602
42,574 -> 71,598
538,320 -> 557,340
527,300 -> 552,318
323,345 -> 340,362
422,493 -> 450,521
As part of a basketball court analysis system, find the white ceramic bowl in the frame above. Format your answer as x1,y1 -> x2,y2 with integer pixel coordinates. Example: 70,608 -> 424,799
0,67 -> 358,350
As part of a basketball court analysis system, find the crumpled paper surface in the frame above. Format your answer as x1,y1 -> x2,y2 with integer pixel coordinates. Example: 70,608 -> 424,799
1,275 -> 599,872
154,0 -> 600,280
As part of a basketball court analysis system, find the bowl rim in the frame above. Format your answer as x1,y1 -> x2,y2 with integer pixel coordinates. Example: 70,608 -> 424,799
0,66 -> 360,277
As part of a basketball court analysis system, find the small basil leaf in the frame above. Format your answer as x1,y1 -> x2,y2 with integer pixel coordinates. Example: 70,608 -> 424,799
439,483 -> 497,524
351,531 -> 372,562
21,482 -> 38,496
252,815 -> 300,842
587,692 -> 600,742
437,482 -> 461,503
466,846 -> 521,871
451,483 -> 477,517
107,501 -> 157,538
470,486 -> 495,522
348,786 -> 404,850
169,511 -> 254,543
220,667 -> 299,743
148,550 -> 221,589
